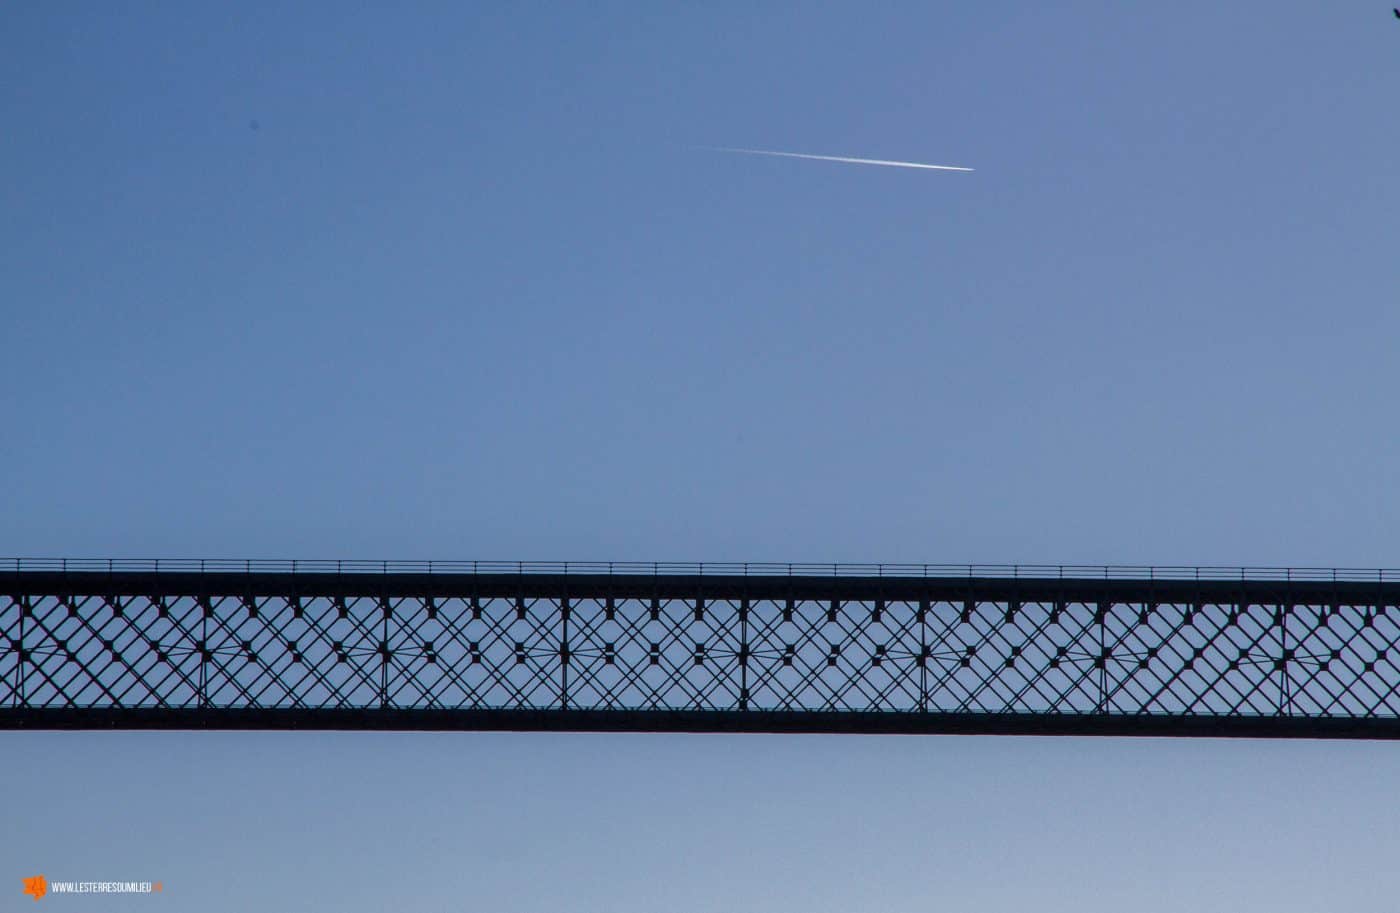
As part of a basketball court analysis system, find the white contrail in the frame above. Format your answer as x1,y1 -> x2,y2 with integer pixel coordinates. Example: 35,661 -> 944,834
708,146 -> 973,173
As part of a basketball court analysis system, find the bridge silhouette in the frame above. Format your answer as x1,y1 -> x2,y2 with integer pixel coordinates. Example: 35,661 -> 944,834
5,559 -> 1400,738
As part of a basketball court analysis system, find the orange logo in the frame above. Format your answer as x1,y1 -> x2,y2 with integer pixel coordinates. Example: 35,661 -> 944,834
23,875 -> 47,901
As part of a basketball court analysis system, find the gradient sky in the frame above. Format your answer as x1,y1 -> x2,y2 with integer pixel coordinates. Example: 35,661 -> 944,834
3,4 -> 1400,911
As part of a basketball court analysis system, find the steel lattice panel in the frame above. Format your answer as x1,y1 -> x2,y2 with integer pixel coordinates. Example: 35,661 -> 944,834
4,571 -> 1400,737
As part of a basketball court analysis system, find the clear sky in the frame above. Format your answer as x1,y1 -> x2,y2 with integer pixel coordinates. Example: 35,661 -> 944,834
3,3 -> 1400,911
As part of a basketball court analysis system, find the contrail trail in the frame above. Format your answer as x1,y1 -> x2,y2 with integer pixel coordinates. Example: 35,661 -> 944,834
708,146 -> 973,173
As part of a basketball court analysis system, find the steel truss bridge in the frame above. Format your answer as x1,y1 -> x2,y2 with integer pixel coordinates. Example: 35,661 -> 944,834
5,560 -> 1400,738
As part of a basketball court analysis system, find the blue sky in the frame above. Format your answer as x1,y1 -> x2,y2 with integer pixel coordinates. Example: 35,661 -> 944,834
8,731 -> 1400,913
3,4 -> 1400,911
3,2 -> 1398,566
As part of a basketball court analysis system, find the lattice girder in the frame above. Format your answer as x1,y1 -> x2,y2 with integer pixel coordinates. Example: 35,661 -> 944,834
4,571 -> 1400,737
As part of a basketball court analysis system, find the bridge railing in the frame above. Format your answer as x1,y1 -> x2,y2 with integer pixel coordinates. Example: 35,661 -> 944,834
3,557 -> 1400,582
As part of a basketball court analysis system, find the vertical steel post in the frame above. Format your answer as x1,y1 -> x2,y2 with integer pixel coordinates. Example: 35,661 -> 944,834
200,597 -> 207,710
560,596 -> 570,711
1098,600 -> 1107,713
16,594 -> 26,709
739,597 -> 748,711
919,598 -> 929,713
380,595 -> 389,710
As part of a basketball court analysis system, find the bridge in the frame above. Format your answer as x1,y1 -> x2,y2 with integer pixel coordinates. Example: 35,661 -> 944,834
5,559 -> 1400,739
